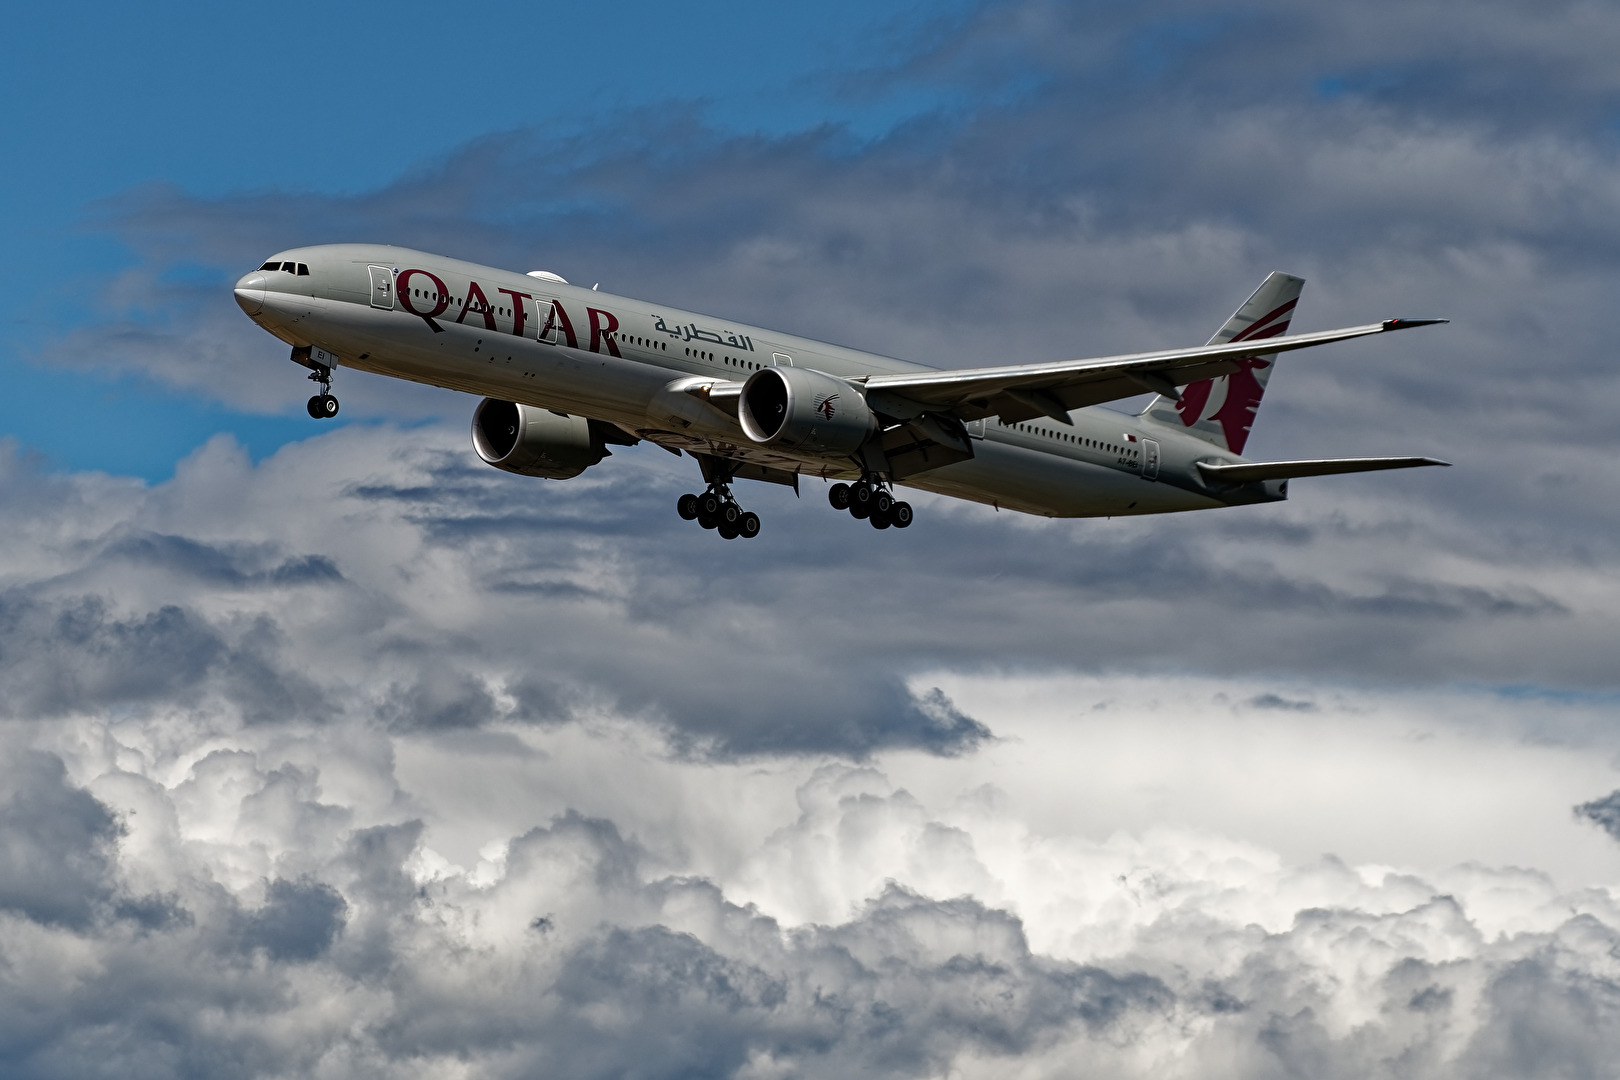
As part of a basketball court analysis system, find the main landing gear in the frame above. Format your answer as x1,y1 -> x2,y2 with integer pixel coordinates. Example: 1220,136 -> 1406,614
828,478 -> 913,530
677,486 -> 762,540
306,364 -> 339,419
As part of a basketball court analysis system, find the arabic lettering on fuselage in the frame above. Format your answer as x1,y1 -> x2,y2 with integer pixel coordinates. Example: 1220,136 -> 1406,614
651,315 -> 754,352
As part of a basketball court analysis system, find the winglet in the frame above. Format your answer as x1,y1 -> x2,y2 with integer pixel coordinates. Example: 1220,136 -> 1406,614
1381,318 -> 1449,330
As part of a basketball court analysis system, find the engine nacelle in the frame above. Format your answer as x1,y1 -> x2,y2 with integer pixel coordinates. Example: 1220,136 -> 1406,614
738,366 -> 875,455
471,399 -> 608,479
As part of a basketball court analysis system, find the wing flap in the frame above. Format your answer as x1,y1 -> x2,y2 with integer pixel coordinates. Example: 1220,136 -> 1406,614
1197,456 -> 1451,484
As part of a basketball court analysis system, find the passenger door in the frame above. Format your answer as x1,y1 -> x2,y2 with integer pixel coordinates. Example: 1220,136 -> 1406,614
368,266 -> 394,309
1141,437 -> 1161,480
534,297 -> 560,344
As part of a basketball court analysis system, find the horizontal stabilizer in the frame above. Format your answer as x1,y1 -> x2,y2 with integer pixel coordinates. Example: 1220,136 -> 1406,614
1197,456 -> 1451,484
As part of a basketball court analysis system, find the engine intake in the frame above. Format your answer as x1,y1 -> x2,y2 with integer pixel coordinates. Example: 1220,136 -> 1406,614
738,366 -> 875,455
471,399 -> 609,479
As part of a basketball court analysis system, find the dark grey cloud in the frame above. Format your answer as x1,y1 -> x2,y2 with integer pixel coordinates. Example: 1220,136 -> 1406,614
238,877 -> 347,962
0,594 -> 223,717
1248,692 -> 1316,712
1459,949 -> 1620,1079
0,590 -> 327,726
0,411 -> 1605,755
0,750 -> 119,928
101,532 -> 343,589
1575,790 -> 1620,841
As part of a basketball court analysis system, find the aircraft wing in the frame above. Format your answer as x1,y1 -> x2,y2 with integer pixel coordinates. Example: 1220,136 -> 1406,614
1197,456 -> 1451,483
862,318 -> 1446,425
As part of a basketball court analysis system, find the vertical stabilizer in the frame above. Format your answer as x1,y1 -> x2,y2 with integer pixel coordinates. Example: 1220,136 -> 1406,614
1142,271 -> 1304,454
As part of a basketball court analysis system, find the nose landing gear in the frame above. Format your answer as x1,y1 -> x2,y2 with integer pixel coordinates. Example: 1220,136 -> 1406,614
304,362 -> 339,419
829,478 -> 912,530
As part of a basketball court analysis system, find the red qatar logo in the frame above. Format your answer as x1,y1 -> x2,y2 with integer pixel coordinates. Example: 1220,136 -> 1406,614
1174,297 -> 1295,454
814,394 -> 839,421
396,268 -> 451,333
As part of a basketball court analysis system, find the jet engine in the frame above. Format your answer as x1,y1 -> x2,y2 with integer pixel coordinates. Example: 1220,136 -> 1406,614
471,398 -> 609,479
738,366 -> 875,455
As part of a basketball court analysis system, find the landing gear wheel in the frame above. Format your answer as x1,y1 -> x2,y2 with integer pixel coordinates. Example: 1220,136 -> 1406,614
873,490 -> 894,517
305,364 -> 338,419
677,493 -> 700,520
739,512 -> 761,539
828,483 -> 851,510
870,506 -> 892,529
848,482 -> 874,514
721,502 -> 743,527
891,501 -> 914,528
718,519 -> 740,539
698,512 -> 719,530
698,491 -> 723,518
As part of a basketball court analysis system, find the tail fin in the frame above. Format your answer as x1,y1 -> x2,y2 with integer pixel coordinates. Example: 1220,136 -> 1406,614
1141,271 -> 1305,454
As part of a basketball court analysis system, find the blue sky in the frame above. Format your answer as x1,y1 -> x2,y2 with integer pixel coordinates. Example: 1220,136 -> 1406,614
0,0 -> 969,478
7,2 -> 1620,1076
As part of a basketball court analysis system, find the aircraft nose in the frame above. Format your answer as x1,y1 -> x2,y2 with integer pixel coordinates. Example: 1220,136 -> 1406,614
234,271 -> 266,316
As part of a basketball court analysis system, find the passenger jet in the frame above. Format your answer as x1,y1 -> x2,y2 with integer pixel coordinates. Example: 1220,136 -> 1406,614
233,245 -> 1447,538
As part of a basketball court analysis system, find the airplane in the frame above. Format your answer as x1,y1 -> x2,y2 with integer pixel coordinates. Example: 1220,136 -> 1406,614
233,245 -> 1448,539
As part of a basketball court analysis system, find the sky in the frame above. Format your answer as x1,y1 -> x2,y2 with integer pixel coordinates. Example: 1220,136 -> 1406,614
5,1 -> 1620,1076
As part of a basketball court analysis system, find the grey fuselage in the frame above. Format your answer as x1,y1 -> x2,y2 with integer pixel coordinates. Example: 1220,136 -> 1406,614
234,244 -> 1280,517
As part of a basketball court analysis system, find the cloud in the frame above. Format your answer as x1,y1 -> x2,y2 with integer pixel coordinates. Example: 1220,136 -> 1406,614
0,392 -> 1614,757
46,0 -> 1620,468
26,0 -> 1620,643
0,750 -> 119,928
238,877 -> 347,961
1575,790 -> 1620,842
6,1 -> 1620,1075
0,696 -> 1618,1078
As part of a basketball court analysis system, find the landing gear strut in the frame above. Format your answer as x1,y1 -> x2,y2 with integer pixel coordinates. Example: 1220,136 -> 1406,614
677,458 -> 762,539
829,477 -> 912,530
305,364 -> 339,419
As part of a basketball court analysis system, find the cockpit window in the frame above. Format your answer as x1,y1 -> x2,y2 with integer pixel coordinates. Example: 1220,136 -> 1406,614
296,263 -> 310,276
259,261 -> 279,271
280,261 -> 298,272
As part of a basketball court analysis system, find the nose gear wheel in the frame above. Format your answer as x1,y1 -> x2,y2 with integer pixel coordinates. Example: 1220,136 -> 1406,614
304,363 -> 340,420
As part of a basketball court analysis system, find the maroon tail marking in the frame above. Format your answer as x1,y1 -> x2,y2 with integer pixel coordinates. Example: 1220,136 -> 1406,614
1173,298 -> 1297,445
1209,357 -> 1271,454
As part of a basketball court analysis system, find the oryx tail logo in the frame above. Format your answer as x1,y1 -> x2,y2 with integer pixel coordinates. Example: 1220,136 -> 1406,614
814,394 -> 839,421
1174,297 -> 1295,454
